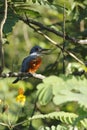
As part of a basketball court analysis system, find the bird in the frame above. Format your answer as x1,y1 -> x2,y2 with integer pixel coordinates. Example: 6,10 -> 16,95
12,45 -> 50,83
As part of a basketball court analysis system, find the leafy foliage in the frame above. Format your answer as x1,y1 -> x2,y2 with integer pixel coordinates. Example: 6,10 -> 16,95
0,0 -> 87,130
0,1 -> 19,34
42,125 -> 68,130
37,75 -> 87,109
27,111 -> 87,129
29,111 -> 78,124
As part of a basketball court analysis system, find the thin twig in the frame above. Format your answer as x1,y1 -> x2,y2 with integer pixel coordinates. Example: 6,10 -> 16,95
0,0 -> 8,74
0,122 -> 10,129
12,120 -> 27,128
62,3 -> 66,73
28,95 -> 38,129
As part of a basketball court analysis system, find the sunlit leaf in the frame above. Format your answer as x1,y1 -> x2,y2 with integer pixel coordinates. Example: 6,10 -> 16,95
14,8 -> 41,18
37,75 -> 87,109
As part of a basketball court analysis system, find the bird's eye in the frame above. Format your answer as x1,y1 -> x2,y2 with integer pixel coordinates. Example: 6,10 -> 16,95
35,47 -> 39,51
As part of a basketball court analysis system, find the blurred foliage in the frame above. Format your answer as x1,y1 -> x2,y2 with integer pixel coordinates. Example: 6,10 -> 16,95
0,0 -> 87,129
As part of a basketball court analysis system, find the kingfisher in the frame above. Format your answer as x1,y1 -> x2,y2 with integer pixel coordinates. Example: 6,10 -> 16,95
12,45 -> 50,83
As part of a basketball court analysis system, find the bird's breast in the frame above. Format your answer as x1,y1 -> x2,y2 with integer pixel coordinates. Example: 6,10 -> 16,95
28,57 -> 42,73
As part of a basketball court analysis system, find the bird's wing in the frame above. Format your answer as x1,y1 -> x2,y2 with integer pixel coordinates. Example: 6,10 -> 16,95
20,55 -> 36,72
13,55 -> 36,84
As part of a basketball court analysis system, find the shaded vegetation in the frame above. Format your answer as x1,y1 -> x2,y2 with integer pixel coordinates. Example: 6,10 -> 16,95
0,0 -> 87,129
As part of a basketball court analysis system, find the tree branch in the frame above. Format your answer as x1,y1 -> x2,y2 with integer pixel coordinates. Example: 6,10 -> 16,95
20,16 -> 85,66
39,32 -> 84,65
25,21 -> 84,66
0,72 -> 46,80
20,16 -> 78,44
78,39 -> 87,45
0,0 -> 8,74
21,16 -> 87,46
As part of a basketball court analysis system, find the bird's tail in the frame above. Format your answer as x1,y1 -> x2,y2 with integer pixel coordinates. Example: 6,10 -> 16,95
12,78 -> 20,84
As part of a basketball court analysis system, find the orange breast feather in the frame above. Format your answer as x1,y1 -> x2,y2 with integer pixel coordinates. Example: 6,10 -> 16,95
28,57 -> 42,73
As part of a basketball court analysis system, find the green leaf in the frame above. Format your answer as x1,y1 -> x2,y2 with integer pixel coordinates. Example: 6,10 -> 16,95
47,0 -> 54,4
42,125 -> 68,130
28,111 -> 87,128
0,3 -> 19,34
14,8 -> 41,18
28,111 -> 78,124
37,75 -> 87,109
32,0 -> 37,3
37,83 -> 53,105
11,0 -> 26,2
53,76 -> 87,109
4,11 -> 19,34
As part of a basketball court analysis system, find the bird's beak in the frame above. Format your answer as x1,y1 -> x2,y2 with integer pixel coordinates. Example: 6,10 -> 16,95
40,48 -> 51,54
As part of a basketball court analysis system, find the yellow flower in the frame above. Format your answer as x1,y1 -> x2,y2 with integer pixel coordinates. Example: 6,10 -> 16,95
16,94 -> 26,106
16,88 -> 26,106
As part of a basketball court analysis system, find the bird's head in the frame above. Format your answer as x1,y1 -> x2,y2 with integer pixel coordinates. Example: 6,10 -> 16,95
30,46 -> 50,56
